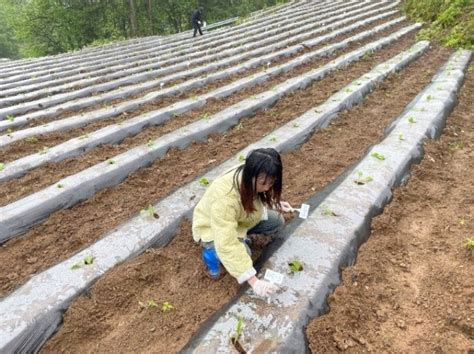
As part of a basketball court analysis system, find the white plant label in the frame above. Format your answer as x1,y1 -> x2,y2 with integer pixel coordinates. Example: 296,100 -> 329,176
264,269 -> 284,285
299,203 -> 310,219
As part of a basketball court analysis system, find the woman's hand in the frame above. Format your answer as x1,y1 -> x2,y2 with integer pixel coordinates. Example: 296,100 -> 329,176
248,276 -> 278,297
280,201 -> 293,213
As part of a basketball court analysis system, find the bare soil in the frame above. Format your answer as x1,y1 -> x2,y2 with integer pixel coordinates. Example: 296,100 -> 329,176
41,47 -> 455,353
306,66 -> 473,353
0,31 -> 429,298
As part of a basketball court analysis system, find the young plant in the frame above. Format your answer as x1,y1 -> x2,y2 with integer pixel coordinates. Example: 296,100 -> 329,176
464,238 -> 474,250
0,162 -> 4,172
147,139 -> 155,148
230,316 -> 245,346
107,159 -> 115,165
448,141 -> 464,151
269,135 -> 277,142
79,134 -> 89,140
191,95 -> 199,101
238,155 -> 246,162
161,301 -> 174,312
25,135 -> 39,144
202,112 -> 210,122
70,255 -> 95,270
235,122 -> 244,131
321,204 -> 337,216
57,183 -> 64,188
345,88 -> 353,93
292,122 -> 300,128
354,171 -> 374,185
399,133 -> 405,141
199,176 -> 210,186
371,152 -> 386,161
288,259 -> 303,273
408,116 -> 417,124
6,115 -> 14,122
426,94 -> 433,101
84,255 -> 94,265
140,204 -> 159,219
38,147 -> 49,155
139,299 -> 159,309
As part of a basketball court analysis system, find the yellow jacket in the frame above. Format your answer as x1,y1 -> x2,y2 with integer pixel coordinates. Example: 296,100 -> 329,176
192,169 -> 263,283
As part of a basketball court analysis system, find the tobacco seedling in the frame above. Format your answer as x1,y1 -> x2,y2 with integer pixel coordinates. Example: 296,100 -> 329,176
345,88 -> 353,93
107,159 -> 115,165
354,171 -> 373,185
25,135 -> 39,144
321,204 -> 337,216
202,113 -> 210,122
0,163 -> 4,172
459,218 -> 465,226
147,139 -> 155,148
57,183 -> 64,188
269,135 -> 277,142
79,134 -> 89,140
464,238 -> 474,250
84,255 -> 94,265
408,116 -> 416,124
230,316 -> 245,345
238,155 -> 246,162
191,95 -> 199,101
292,122 -> 300,128
162,301 -> 174,312
235,122 -> 244,131
288,259 -> 303,273
448,141 -> 464,151
70,255 -> 95,269
371,152 -> 386,161
250,95 -> 257,100
399,133 -> 405,141
140,204 -> 159,219
199,176 -> 210,186
426,94 -> 433,101
6,115 -> 14,122
362,52 -> 371,60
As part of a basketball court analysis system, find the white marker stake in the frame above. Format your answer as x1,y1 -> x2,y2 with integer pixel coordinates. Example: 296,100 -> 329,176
291,203 -> 310,219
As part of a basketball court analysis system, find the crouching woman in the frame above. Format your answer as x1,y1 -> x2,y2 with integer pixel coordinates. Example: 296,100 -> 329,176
192,148 -> 288,297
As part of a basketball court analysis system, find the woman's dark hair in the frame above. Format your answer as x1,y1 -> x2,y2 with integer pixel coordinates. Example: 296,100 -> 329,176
233,148 -> 282,214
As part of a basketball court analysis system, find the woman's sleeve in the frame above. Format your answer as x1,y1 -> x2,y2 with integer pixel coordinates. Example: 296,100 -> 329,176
211,197 -> 256,283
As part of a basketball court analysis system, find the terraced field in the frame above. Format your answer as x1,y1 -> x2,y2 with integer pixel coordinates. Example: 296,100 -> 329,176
0,0 -> 471,352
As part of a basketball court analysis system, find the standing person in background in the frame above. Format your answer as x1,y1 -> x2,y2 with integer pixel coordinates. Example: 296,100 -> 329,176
191,7 -> 204,37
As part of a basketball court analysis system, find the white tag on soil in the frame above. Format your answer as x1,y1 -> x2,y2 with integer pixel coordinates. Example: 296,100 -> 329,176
299,203 -> 310,219
264,269 -> 284,285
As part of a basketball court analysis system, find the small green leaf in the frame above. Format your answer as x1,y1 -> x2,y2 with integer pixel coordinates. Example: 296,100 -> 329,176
371,152 -> 386,161
288,260 -> 303,273
321,204 -> 337,216
38,147 -> 49,155
0,163 -> 4,172
140,204 -> 159,219
199,177 -> 210,186
269,136 -> 277,142
292,122 -> 300,128
464,238 -> 474,250
162,301 -> 174,312
57,183 -> 64,188
426,94 -> 433,101
79,134 -> 89,140
399,133 -> 405,141
107,159 -> 115,165
235,122 -> 244,131
408,116 -> 416,124
6,115 -> 14,122
202,113 -> 210,122
147,139 -> 155,148
84,255 -> 94,265
147,300 -> 158,309
25,136 -> 39,144
70,262 -> 82,270
238,155 -> 246,162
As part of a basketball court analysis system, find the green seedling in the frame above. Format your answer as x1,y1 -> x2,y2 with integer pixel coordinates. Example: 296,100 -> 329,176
79,134 -> 89,140
269,135 -> 277,142
345,88 -> 353,93
140,204 -> 159,219
399,133 -> 405,141
464,238 -> 474,250
199,176 -> 210,186
354,171 -> 373,185
408,116 -> 416,124
172,113 -> 179,118
0,162 -> 4,172
70,255 -> 94,269
191,95 -> 199,101
238,155 -> 246,162
288,259 -> 303,273
448,141 -> 464,151
7,128 -> 13,134
6,115 -> 14,122
57,183 -> 64,188
321,204 -> 337,217
362,52 -> 371,60
162,301 -> 174,312
250,95 -> 257,100
230,316 -> 245,346
147,139 -> 155,148
202,113 -> 210,122
235,122 -> 244,131
426,94 -> 433,101
107,159 -> 115,165
38,147 -> 49,155
371,152 -> 386,161
292,122 -> 300,128
459,218 -> 465,226
25,136 -> 39,144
